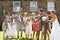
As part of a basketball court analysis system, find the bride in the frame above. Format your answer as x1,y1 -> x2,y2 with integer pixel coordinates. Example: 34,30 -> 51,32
50,11 -> 60,40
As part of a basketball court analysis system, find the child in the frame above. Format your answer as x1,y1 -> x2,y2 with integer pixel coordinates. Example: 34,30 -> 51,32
32,17 -> 39,39
11,18 -> 17,38
25,17 -> 32,39
5,20 -> 12,38
2,20 -> 8,38
5,19 -> 17,38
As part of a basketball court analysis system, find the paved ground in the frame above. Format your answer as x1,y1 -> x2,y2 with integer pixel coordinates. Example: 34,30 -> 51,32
0,31 -> 50,40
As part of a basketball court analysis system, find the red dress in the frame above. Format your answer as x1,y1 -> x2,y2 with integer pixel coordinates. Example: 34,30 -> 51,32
32,22 -> 39,31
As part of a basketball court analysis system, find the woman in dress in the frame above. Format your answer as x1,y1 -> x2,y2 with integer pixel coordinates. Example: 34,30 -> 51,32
50,11 -> 60,40
30,12 -> 35,22
23,12 -> 28,31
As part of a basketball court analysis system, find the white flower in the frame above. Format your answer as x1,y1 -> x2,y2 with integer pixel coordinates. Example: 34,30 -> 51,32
42,16 -> 47,21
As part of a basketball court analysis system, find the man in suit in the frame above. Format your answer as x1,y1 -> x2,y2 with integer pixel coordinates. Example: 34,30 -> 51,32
37,8 -> 45,40
15,11 -> 24,38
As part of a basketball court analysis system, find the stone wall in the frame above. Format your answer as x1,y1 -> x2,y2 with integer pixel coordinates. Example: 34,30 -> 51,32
1,1 -> 58,13
55,0 -> 60,23
0,0 -> 60,22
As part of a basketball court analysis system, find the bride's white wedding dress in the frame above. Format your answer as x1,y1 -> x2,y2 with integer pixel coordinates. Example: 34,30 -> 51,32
50,16 -> 60,40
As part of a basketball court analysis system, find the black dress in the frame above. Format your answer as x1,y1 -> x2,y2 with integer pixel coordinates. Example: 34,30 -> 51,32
41,20 -> 49,40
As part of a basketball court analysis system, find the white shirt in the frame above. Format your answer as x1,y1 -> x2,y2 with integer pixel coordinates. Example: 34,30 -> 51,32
5,15 -> 11,22
15,14 -> 21,22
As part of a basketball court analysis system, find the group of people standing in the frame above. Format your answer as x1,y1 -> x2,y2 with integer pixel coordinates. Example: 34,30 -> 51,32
2,8 -> 60,40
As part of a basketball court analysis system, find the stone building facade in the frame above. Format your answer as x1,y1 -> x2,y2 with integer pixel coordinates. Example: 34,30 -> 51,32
0,0 -> 60,22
